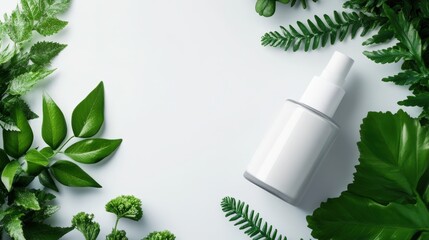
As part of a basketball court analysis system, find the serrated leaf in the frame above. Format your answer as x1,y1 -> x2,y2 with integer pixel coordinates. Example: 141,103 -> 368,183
6,9 -> 32,43
23,222 -> 73,240
15,189 -> 40,210
21,0 -> 44,21
42,94 -> 67,149
8,69 -> 55,96
382,70 -> 424,86
0,45 -> 16,64
38,169 -> 58,192
36,17 -> 67,36
3,108 -> 33,158
348,110 -> 429,204
25,149 -> 49,176
4,213 -> 25,240
50,160 -> 101,188
1,160 -> 21,191
363,27 -> 394,46
307,193 -> 429,239
45,0 -> 71,16
65,138 -> 122,164
30,41 -> 67,65
398,93 -> 429,108
363,45 -> 411,64
72,82 -> 104,138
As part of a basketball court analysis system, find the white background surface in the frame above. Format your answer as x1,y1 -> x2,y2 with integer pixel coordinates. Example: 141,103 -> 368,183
2,0 -> 419,239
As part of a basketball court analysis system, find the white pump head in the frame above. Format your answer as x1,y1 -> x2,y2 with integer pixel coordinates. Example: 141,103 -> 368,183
299,51 -> 354,117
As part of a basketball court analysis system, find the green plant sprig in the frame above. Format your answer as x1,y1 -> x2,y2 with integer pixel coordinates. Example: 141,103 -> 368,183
255,0 -> 318,17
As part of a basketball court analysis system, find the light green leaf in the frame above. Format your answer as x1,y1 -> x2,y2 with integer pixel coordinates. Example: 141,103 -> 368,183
6,9 -> 32,43
30,41 -> 67,65
307,193 -> 429,240
363,44 -> 411,64
8,69 -> 55,96
72,82 -> 105,138
1,160 -> 21,192
45,0 -> 71,16
36,17 -> 67,36
21,0 -> 45,21
38,168 -> 58,192
50,160 -> 101,188
23,222 -> 74,240
15,189 -> 40,210
348,110 -> 429,204
25,149 -> 49,176
3,108 -> 34,158
42,94 -> 67,149
4,213 -> 25,240
0,45 -> 16,65
65,139 -> 122,164
0,148 -> 10,173
40,146 -> 54,158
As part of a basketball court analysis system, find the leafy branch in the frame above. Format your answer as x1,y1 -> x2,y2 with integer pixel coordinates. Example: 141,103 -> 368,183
221,196 -> 288,240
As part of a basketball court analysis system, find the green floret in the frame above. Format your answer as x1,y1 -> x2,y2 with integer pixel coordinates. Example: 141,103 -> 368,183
106,229 -> 128,240
71,212 -> 100,240
142,230 -> 176,240
105,195 -> 143,221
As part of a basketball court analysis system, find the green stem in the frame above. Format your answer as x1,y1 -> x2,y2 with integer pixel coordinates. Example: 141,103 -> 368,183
53,136 -> 74,156
113,216 -> 120,233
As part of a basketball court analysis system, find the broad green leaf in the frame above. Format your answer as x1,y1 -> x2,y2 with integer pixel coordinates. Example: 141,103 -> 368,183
398,93 -> 429,109
30,41 -> 67,65
40,146 -> 54,158
255,0 -> 276,17
36,17 -> 68,36
23,222 -> 73,240
65,138 -> 122,164
15,189 -> 40,210
8,69 -> 55,96
382,70 -> 424,86
3,108 -> 34,158
6,9 -> 32,43
1,160 -> 21,191
72,82 -> 105,138
0,148 -> 10,173
42,94 -> 67,149
307,193 -> 429,240
51,160 -> 101,188
4,213 -> 25,240
38,169 -> 58,192
25,149 -> 49,176
419,232 -> 429,240
383,5 -> 422,62
363,44 -> 411,64
349,110 -> 429,204
45,0 -> 71,16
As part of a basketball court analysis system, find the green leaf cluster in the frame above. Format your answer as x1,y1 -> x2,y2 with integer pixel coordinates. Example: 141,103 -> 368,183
0,82 -> 122,239
221,196 -> 288,240
255,0 -> 318,17
73,195 -> 175,240
0,0 -> 70,129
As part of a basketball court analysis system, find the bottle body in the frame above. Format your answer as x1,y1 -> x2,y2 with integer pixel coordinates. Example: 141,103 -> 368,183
245,99 -> 338,204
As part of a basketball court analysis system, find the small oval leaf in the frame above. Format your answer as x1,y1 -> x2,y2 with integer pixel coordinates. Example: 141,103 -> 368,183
65,138 -> 122,164
38,169 -> 59,192
25,149 -> 49,176
3,108 -> 34,158
42,94 -> 67,150
0,148 -> 10,173
1,160 -> 21,191
72,82 -> 104,138
50,160 -> 101,188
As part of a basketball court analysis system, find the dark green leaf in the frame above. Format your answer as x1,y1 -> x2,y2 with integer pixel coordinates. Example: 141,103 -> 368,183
255,0 -> 276,17
0,148 -> 10,173
30,41 -> 67,65
363,45 -> 411,64
23,222 -> 73,240
15,189 -> 40,210
65,138 -> 122,164
7,69 -> 55,96
42,94 -> 67,149
363,27 -> 394,46
36,17 -> 68,36
3,108 -> 34,158
398,94 -> 429,108
6,9 -> 32,43
382,70 -> 424,86
307,193 -> 429,239
1,160 -> 21,191
38,169 -> 58,192
50,160 -> 101,188
25,149 -> 49,176
72,82 -> 105,138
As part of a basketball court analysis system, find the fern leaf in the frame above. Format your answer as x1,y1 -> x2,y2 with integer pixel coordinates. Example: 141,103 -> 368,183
221,197 -> 288,240
261,11 -> 380,52
363,44 -> 411,64
382,70 -> 425,86
362,25 -> 394,45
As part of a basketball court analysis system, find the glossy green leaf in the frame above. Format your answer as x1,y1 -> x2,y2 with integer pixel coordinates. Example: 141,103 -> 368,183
42,94 -> 67,149
72,82 -> 104,138
50,160 -> 101,188
15,189 -> 40,210
1,160 -> 21,191
0,148 -> 10,173
36,17 -> 68,36
25,149 -> 49,176
3,108 -> 34,158
38,169 -> 59,192
308,193 -> 429,240
30,41 -> 67,65
40,147 -> 54,159
65,138 -> 122,164
23,222 -> 74,240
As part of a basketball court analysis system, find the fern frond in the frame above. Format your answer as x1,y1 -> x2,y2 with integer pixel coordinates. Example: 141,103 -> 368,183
261,11 -> 381,52
363,43 -> 411,64
221,196 -> 288,240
